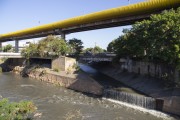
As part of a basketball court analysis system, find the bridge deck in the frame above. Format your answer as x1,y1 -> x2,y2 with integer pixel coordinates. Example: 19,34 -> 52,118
0,53 -> 22,58
0,0 -> 179,42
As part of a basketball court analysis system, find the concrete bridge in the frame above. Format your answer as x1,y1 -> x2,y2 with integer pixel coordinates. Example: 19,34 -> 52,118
80,53 -> 116,62
0,0 -> 179,53
0,53 -> 22,58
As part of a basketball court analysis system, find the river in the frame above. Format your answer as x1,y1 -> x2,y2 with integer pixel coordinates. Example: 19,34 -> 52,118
0,72 -> 174,120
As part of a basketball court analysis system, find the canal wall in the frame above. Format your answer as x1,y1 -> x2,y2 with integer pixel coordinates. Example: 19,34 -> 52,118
95,62 -> 180,116
119,58 -> 179,84
13,66 -> 103,96
0,58 -> 25,72
0,57 -> 103,96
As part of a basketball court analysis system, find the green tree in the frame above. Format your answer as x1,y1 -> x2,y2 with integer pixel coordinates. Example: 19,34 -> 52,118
83,47 -> 94,53
107,40 -> 115,52
3,44 -> 12,52
108,8 -> 180,85
21,43 -> 38,59
68,38 -> 84,58
83,46 -> 105,54
111,7 -> 180,67
21,35 -> 69,58
93,46 -> 104,54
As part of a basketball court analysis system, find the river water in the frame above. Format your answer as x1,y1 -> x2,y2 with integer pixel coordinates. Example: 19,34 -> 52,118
0,73 -> 174,120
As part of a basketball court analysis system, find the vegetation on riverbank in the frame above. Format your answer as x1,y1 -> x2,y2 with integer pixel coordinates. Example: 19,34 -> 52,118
83,46 -> 106,54
107,8 -> 180,66
0,44 -> 12,52
21,36 -> 84,60
21,35 -> 68,59
107,7 -> 180,86
0,98 -> 36,120
68,38 -> 84,59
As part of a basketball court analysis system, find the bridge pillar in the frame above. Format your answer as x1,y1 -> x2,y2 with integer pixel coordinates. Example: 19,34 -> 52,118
61,32 -> 66,40
0,42 -> 2,52
54,29 -> 66,40
15,40 -> 19,53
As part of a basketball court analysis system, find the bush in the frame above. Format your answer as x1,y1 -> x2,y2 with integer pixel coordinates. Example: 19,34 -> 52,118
21,35 -> 69,59
2,44 -> 12,52
0,98 -> 37,120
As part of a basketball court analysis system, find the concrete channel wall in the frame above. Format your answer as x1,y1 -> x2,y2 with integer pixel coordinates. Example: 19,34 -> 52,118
8,57 -> 103,96
120,58 -> 179,82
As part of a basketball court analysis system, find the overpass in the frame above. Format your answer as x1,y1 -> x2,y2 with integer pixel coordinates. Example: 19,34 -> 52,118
0,0 -> 180,52
0,53 -> 22,58
80,53 -> 116,62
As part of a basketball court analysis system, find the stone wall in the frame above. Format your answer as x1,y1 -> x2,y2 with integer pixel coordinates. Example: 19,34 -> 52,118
13,66 -> 103,96
64,57 -> 77,71
29,70 -> 103,95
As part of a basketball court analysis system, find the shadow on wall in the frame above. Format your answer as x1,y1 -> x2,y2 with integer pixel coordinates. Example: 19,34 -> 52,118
0,58 -> 25,72
68,71 -> 103,96
91,61 -> 180,116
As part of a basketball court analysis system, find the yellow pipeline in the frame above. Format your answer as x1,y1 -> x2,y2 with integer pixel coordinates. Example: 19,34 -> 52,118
0,0 -> 180,40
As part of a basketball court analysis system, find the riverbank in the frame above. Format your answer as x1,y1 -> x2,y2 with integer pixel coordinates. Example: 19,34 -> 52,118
20,64 -> 180,119
91,62 -> 180,116
13,65 -> 103,96
1,58 -> 179,119
1,73 -> 170,120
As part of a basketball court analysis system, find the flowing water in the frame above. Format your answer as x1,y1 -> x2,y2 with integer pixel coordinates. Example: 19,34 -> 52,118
103,89 -> 155,109
0,73 -> 175,120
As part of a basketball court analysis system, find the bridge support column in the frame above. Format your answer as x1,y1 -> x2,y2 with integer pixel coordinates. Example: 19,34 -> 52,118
61,32 -> 66,40
0,42 -> 2,52
15,40 -> 19,53
54,29 -> 66,40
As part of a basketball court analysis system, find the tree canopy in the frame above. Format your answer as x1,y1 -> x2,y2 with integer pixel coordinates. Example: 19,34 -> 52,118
2,44 -> 12,52
21,35 -> 68,59
108,8 -> 180,69
84,46 -> 105,54
68,38 -> 84,58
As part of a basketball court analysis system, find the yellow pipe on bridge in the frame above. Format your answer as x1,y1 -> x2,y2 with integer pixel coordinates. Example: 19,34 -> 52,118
0,0 -> 180,40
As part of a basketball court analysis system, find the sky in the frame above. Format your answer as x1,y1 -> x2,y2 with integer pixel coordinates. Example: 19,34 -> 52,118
0,0 -> 146,49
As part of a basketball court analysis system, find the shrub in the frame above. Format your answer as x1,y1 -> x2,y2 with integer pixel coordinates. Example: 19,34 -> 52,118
0,98 -> 37,120
21,35 -> 69,59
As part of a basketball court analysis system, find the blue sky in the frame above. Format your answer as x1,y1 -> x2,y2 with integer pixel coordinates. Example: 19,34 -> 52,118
0,0 -> 145,49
